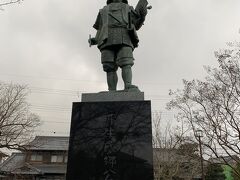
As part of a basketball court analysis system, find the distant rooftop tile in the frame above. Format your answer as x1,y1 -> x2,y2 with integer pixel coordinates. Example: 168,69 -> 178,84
0,151 -> 8,157
32,164 -> 67,174
0,153 -> 25,172
26,136 -> 69,151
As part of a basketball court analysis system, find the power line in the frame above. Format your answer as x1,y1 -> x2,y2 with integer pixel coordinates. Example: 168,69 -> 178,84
36,130 -> 70,135
28,86 -> 174,100
30,104 -> 71,110
29,86 -> 86,96
0,73 -> 182,86
28,86 -> 173,98
42,120 -> 71,124
0,73 -> 104,84
30,103 -> 176,114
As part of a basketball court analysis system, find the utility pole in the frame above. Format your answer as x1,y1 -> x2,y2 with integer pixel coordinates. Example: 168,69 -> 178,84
196,129 -> 204,180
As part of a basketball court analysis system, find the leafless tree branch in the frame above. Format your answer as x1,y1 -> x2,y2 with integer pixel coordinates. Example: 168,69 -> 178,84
0,0 -> 23,10
0,82 -> 40,151
167,42 -> 240,178
152,112 -> 200,179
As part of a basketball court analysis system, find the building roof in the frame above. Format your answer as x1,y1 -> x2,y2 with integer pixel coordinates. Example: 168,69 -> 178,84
153,148 -> 187,163
0,153 -> 66,175
11,163 -> 41,175
11,164 -> 67,175
209,155 -> 239,165
32,164 -> 66,174
0,153 -> 25,172
26,136 -> 69,151
0,151 -> 8,157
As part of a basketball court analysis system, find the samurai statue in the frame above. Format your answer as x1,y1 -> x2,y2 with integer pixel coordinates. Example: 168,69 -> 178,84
89,0 -> 151,91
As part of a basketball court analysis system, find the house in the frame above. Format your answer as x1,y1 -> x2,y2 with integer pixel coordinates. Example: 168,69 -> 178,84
0,152 -> 8,164
0,136 -> 69,180
153,148 -> 202,180
208,155 -> 239,167
1,136 -> 206,180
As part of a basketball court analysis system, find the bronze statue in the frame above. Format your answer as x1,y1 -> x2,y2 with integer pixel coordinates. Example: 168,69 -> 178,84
89,0 -> 151,92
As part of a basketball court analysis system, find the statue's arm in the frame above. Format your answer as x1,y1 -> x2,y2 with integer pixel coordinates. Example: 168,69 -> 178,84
89,12 -> 102,46
131,6 -> 148,31
93,12 -> 102,30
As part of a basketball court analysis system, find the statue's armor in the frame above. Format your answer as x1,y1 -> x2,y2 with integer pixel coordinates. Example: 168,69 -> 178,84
93,1 -> 146,73
94,2 -> 141,50
104,3 -> 133,49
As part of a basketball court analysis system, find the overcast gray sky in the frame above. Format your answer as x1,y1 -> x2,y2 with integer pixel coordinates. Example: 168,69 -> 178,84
0,0 -> 240,136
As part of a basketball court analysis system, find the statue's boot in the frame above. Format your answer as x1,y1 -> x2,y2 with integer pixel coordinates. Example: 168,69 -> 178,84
122,65 -> 140,92
107,71 -> 118,91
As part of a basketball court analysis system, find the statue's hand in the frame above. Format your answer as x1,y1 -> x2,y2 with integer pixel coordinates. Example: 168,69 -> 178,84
139,7 -> 148,18
88,38 -> 97,46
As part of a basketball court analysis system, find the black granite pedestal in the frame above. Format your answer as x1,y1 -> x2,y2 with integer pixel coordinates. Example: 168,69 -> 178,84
66,93 -> 154,180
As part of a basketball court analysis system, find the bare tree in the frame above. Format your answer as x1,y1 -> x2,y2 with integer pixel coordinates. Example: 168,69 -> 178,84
167,42 -> 240,178
153,112 -> 181,179
0,0 -> 23,10
152,112 -> 200,180
0,82 -> 40,150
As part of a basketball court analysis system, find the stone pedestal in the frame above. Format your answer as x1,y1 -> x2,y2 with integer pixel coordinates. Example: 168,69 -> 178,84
66,93 -> 154,180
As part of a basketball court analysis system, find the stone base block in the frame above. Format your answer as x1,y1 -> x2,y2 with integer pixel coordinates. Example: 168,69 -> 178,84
66,100 -> 154,180
81,91 -> 144,102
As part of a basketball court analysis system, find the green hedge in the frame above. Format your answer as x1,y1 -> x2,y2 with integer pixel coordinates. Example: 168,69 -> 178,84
223,165 -> 233,180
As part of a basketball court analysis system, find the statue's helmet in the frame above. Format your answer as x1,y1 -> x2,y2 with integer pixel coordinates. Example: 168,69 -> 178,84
107,0 -> 128,4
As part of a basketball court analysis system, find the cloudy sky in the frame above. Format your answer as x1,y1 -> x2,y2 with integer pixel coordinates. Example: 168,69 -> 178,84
0,0 -> 240,136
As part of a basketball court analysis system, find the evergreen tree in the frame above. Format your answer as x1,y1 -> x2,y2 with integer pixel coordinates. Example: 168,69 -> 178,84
205,164 -> 226,180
